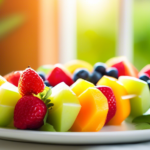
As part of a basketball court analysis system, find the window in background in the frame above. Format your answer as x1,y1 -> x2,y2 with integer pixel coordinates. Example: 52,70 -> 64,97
77,0 -> 119,65
133,0 -> 150,70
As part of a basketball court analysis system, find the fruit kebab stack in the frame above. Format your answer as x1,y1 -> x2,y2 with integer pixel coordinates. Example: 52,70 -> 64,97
0,56 -> 150,132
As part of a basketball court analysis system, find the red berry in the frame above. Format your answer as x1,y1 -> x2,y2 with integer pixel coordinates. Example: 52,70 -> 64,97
96,86 -> 116,125
111,61 -> 126,77
46,64 -> 74,86
4,71 -> 22,87
14,95 -> 47,129
18,67 -> 44,96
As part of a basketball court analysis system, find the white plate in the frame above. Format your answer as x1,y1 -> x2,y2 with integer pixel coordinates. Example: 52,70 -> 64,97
0,122 -> 150,145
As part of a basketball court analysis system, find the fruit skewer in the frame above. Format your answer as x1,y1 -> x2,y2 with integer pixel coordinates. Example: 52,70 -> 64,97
1,56 -> 150,132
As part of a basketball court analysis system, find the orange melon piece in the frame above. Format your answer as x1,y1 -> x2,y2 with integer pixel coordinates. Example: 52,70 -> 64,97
97,76 -> 130,125
70,87 -> 108,132
106,56 -> 138,78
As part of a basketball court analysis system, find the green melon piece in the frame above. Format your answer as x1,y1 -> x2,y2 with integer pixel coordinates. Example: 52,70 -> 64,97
0,105 -> 14,127
47,82 -> 81,132
0,82 -> 21,107
119,76 -> 150,117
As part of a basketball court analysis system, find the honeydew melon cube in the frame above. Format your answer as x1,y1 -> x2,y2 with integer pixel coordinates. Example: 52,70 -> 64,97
0,82 -> 21,107
119,76 -> 150,117
47,82 -> 81,132
0,105 -> 14,127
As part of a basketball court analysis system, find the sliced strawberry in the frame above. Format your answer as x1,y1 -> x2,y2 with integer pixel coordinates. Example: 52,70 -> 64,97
14,95 -> 47,129
111,61 -> 126,77
4,71 -> 22,87
46,64 -> 74,86
139,64 -> 150,77
96,86 -> 117,125
18,67 -> 44,96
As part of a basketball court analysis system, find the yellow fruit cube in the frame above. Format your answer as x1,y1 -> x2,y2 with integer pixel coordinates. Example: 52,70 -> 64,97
71,79 -> 95,97
0,75 -> 7,86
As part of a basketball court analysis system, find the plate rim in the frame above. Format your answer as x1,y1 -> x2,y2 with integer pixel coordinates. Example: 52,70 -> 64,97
0,127 -> 150,145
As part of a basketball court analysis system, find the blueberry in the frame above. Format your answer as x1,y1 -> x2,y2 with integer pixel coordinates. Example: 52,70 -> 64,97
38,72 -> 46,81
89,71 -> 102,85
94,62 -> 106,75
73,69 -> 90,82
106,67 -> 118,79
44,80 -> 52,87
147,80 -> 150,89
139,74 -> 149,82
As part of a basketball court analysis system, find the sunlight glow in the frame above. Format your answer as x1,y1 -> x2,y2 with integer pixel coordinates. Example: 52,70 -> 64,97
79,0 -> 108,13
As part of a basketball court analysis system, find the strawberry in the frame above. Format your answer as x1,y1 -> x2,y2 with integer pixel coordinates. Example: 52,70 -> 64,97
14,86 -> 53,130
4,71 -> 22,87
14,95 -> 47,129
18,67 -> 44,96
96,86 -> 116,125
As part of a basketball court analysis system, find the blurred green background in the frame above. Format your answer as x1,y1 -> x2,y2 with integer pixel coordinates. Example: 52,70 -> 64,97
133,0 -> 150,70
77,0 -> 118,65
77,0 -> 150,71
1,0 -> 150,73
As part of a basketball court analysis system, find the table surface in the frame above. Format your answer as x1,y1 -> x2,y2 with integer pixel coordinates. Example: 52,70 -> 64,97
0,139 -> 150,150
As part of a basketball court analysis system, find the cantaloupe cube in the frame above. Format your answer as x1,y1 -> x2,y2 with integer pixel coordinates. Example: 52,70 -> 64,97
70,87 -> 108,132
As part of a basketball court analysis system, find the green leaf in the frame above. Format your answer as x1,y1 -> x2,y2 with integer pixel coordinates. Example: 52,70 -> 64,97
44,87 -> 52,100
38,86 -> 54,109
135,123 -> 150,130
39,123 -> 56,132
0,14 -> 25,39
39,86 -> 52,100
125,116 -> 135,123
47,103 -> 54,109
132,115 -> 150,124
43,110 -> 48,125
45,99 -> 51,104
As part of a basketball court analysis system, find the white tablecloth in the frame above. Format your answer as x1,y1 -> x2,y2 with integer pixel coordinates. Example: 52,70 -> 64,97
0,139 -> 150,150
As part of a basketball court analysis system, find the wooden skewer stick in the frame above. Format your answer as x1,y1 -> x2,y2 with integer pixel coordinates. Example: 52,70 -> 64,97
121,94 -> 137,100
